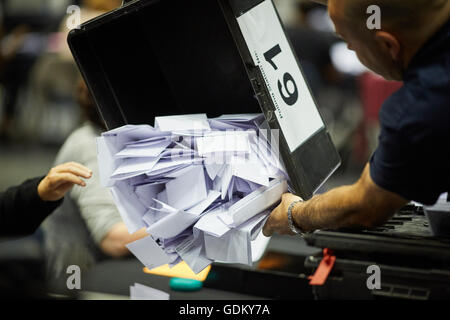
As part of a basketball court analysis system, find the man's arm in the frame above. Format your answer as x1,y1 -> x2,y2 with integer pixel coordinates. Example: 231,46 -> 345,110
263,163 -> 408,236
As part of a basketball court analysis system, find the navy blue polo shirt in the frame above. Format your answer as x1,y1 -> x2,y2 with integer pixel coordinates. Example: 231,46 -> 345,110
370,20 -> 450,205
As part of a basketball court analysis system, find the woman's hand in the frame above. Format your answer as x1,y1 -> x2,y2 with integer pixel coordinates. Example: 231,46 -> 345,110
37,162 -> 92,202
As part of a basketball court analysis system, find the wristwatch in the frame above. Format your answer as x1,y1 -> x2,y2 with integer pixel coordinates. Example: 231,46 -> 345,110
287,199 -> 306,236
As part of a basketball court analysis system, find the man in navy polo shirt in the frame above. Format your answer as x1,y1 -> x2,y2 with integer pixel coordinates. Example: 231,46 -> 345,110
264,0 -> 450,236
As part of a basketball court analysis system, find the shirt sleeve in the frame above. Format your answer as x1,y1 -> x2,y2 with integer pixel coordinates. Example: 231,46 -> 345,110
370,108 -> 449,206
0,176 -> 63,237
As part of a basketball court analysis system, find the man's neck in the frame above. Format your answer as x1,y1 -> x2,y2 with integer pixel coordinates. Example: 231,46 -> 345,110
403,5 -> 450,70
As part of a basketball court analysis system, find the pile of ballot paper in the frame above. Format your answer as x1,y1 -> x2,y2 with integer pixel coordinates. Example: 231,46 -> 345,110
97,114 -> 289,274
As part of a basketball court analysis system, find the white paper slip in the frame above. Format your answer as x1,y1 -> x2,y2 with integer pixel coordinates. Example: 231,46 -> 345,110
103,125 -> 161,150
147,157 -> 203,177
196,131 -> 250,156
251,232 -> 271,262
204,211 -> 269,265
124,135 -> 169,146
111,157 -> 161,179
208,119 -> 242,130
232,163 -> 270,187
134,182 -> 165,208
164,165 -> 195,178
156,189 -> 168,204
187,190 -> 221,215
218,178 -> 287,227
214,114 -> 262,122
219,165 -> 233,200
110,181 -> 147,234
142,210 -> 156,227
175,236 -> 212,274
102,124 -> 154,139
204,163 -> 223,180
193,208 -> 230,238
130,283 -> 170,300
160,147 -> 196,159
203,229 -> 248,265
126,235 -> 170,269
155,114 -> 210,132
97,136 -> 122,187
166,165 -> 208,210
146,209 -> 202,239
116,140 -> 171,158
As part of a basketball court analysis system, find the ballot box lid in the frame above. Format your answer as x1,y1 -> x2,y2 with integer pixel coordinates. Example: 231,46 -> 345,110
68,0 -> 340,199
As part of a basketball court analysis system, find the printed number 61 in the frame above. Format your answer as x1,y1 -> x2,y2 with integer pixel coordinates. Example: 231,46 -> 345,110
263,44 -> 298,106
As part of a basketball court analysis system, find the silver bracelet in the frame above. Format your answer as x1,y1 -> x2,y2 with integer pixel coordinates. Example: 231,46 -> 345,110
287,199 -> 305,236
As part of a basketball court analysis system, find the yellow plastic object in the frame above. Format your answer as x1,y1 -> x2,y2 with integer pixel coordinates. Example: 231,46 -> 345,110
143,261 -> 211,281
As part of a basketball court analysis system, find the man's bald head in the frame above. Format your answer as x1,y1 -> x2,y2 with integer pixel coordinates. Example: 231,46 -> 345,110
328,0 -> 449,81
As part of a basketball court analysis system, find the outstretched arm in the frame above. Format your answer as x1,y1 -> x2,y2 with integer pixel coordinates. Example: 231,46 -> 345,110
0,162 -> 92,237
263,163 -> 408,236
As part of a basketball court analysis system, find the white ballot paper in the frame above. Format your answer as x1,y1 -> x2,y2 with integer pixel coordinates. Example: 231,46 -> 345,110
98,113 -> 290,274
130,283 -> 170,300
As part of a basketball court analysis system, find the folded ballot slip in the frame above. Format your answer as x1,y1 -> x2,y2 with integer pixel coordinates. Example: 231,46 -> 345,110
97,113 -> 289,274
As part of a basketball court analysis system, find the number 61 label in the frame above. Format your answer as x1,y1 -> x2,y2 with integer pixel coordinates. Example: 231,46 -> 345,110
237,0 -> 324,152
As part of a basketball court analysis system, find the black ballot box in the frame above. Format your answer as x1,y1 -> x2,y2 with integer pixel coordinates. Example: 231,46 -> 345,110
67,0 -> 340,200
303,205 -> 450,300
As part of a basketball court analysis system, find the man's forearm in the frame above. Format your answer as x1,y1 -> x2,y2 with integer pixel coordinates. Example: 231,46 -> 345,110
0,177 -> 62,237
293,184 -> 373,232
292,165 -> 407,232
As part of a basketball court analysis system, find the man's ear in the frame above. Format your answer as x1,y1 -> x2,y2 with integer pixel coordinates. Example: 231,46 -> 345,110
374,31 -> 401,61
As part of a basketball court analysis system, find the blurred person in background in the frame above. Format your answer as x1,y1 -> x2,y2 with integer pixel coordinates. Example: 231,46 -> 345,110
28,0 -> 121,143
264,0 -> 450,236
0,0 -> 49,140
42,79 -> 147,279
54,0 -> 121,62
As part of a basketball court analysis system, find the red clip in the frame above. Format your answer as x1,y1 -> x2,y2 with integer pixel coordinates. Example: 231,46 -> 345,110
308,248 -> 336,286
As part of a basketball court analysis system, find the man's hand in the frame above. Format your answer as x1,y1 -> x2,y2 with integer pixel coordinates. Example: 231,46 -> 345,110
263,193 -> 303,237
37,162 -> 92,202
264,164 -> 408,237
